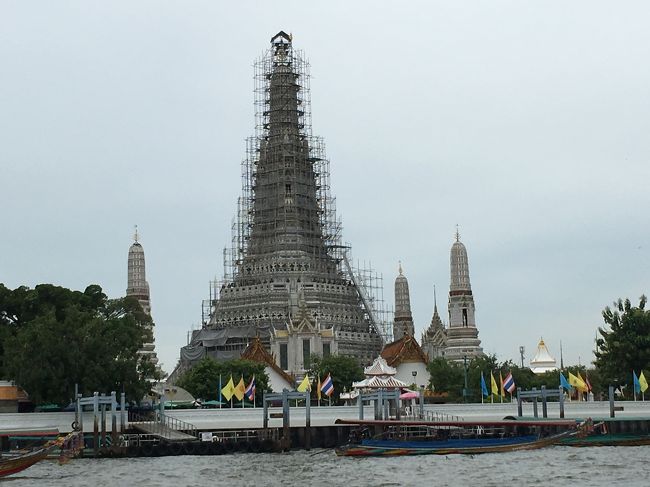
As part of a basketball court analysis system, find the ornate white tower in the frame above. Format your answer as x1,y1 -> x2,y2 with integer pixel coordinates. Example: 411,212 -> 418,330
444,228 -> 483,361
393,263 -> 415,340
126,227 -> 159,367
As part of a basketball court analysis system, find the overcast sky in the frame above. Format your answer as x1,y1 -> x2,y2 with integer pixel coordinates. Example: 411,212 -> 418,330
2,1 -> 649,374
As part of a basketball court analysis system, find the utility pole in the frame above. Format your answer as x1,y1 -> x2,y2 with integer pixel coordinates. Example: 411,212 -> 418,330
519,346 -> 525,368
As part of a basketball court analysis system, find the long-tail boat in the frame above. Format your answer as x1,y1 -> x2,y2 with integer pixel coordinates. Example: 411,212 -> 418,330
334,418 -> 582,457
0,430 -> 82,478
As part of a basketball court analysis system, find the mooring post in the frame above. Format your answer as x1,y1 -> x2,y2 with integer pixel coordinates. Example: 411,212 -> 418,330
383,391 -> 389,420
358,391 -> 364,420
305,392 -> 311,451
120,392 -> 126,432
419,387 -> 425,419
110,391 -> 118,447
377,389 -> 383,420
559,387 -> 565,418
93,392 -> 99,456
100,402 -> 107,449
263,392 -> 269,429
74,384 -> 79,429
532,388 -> 538,418
609,385 -> 615,418
517,388 -> 522,417
282,389 -> 290,451
541,386 -> 548,418
77,392 -> 83,432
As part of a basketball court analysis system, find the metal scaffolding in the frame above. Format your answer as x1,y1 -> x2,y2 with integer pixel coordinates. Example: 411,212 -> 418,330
202,32 -> 386,358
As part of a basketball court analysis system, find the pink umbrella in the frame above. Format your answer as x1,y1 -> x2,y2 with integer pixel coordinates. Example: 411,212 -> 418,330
399,391 -> 419,400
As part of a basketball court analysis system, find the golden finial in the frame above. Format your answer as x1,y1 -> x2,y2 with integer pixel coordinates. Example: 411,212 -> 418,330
398,260 -> 403,275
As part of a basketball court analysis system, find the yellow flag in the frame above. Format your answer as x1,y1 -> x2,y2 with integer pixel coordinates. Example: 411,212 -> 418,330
234,376 -> 246,401
499,371 -> 505,397
490,371 -> 499,396
568,372 -> 587,391
317,376 -> 322,401
640,372 -> 649,393
297,375 -> 311,392
221,376 -> 235,401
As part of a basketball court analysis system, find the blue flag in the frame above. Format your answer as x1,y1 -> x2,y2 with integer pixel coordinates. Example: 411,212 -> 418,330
480,372 -> 489,397
560,372 -> 573,391
633,371 -> 641,394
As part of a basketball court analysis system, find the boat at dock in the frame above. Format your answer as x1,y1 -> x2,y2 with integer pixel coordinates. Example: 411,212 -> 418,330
334,418 -> 581,457
0,430 -> 83,477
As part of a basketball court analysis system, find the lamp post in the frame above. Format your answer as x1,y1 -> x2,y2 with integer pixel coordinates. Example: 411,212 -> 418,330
412,370 -> 417,387
463,356 -> 468,403
519,346 -> 525,368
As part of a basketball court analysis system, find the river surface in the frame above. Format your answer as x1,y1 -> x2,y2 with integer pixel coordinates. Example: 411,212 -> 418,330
4,446 -> 647,487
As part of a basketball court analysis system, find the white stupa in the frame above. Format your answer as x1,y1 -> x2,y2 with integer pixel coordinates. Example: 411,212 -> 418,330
529,338 -> 558,374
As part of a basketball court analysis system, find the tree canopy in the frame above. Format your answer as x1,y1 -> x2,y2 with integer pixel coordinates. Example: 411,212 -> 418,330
308,354 -> 364,404
594,296 -> 650,389
0,283 -> 159,405
176,357 -> 269,404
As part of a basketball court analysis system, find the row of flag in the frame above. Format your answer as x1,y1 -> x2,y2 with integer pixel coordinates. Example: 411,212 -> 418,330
480,371 -> 516,399
218,373 -> 334,404
633,371 -> 649,394
296,374 -> 334,399
220,375 -> 256,402
559,371 -> 592,393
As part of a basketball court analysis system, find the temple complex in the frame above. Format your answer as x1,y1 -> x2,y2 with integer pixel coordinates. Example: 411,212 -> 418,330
529,338 -> 558,374
178,32 -> 383,379
126,227 -> 160,370
443,229 -> 484,361
393,263 -> 415,341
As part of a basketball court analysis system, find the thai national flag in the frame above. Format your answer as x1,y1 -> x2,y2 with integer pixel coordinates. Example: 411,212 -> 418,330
503,373 -> 516,393
320,374 -> 334,397
245,376 -> 256,401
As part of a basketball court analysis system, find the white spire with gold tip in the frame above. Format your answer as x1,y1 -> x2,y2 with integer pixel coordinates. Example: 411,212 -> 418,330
530,338 -> 558,374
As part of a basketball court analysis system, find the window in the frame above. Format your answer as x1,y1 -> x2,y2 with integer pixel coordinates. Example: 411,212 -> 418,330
323,343 -> 331,357
303,339 -> 311,369
462,308 -> 468,327
280,344 -> 288,370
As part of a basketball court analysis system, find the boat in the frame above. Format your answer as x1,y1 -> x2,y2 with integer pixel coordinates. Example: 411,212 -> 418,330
561,421 -> 650,447
0,431 -> 82,478
334,418 -> 581,457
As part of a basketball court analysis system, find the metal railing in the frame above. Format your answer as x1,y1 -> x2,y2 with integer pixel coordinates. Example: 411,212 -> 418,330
128,411 -> 199,440
418,409 -> 464,423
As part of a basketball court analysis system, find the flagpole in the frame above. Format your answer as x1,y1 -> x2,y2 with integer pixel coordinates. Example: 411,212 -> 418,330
219,374 -> 222,410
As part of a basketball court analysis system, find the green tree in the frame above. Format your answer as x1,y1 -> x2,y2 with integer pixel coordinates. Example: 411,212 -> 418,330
426,358 -> 464,401
595,296 -> 650,389
177,357 -> 269,405
308,354 -> 364,404
1,283 -> 159,405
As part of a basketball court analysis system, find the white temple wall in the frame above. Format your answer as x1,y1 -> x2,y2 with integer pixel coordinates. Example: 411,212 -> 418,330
394,362 -> 430,389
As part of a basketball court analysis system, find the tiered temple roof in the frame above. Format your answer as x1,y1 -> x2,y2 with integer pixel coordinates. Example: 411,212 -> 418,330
241,337 -> 295,386
381,334 -> 428,367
